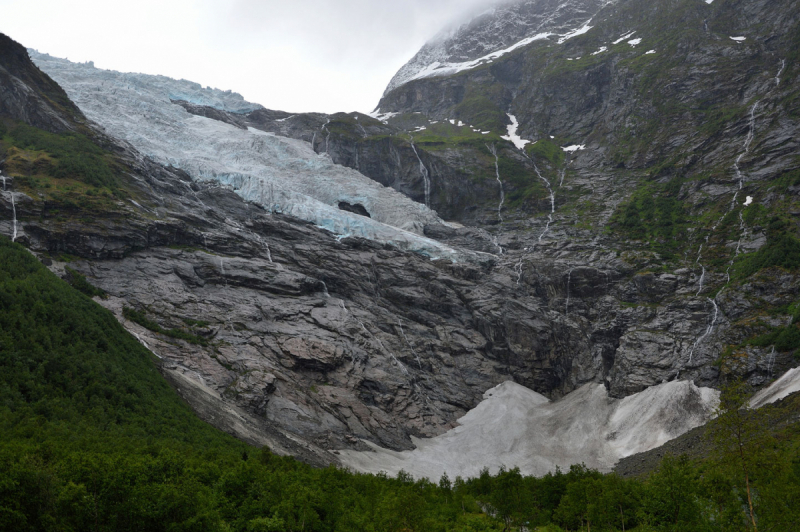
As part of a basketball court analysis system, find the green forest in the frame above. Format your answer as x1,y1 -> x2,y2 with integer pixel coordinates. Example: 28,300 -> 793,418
1,235 -> 799,531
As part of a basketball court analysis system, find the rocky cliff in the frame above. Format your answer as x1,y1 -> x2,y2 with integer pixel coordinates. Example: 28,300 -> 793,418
2,0 -> 799,475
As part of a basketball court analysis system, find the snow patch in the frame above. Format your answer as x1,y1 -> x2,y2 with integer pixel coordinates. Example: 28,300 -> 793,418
557,20 -> 593,44
730,36 -> 747,42
408,33 -> 553,82
628,37 -> 642,47
750,367 -> 800,409
562,144 -> 586,153
612,31 -> 636,45
501,114 -> 531,150
591,46 -> 608,55
369,108 -> 399,123
339,380 -> 719,480
744,196 -> 753,206
645,49 -> 656,54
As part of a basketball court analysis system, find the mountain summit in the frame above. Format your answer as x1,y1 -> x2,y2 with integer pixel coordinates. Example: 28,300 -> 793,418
383,0 -> 612,95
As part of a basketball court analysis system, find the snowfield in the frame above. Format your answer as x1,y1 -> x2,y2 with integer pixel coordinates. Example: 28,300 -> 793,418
341,369 -> 798,481
31,52 -> 471,261
340,380 -> 720,480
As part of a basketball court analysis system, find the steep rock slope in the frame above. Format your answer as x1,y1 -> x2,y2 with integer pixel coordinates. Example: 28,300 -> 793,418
384,0 -> 613,94
4,0 -> 800,477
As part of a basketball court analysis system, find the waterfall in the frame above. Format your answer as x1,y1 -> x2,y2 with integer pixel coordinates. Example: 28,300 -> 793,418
1,174 -> 6,190
409,137 -> 431,208
491,234 -> 504,256
685,297 -> 719,370
11,193 -> 18,243
397,319 -> 422,369
487,144 -> 505,222
511,152 -> 559,285
725,211 -> 748,282
514,256 -> 525,286
731,101 -> 759,208
340,299 -> 410,375
530,159 -> 555,243
322,118 -> 332,154
696,265 -> 706,296
219,258 -> 227,286
776,59 -> 786,86
767,346 -> 776,377
565,268 -> 574,314
359,320 -> 409,375
320,281 -> 330,298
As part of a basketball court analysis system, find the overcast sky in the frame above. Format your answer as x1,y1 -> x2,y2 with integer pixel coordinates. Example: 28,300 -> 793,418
1,0 -> 495,114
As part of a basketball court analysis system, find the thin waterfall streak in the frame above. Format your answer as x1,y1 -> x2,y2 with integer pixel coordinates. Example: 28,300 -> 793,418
767,346 -> 776,377
397,320 -> 422,369
409,137 -> 431,208
219,258 -> 227,286
725,212 -> 748,282
491,234 -> 504,256
359,322 -> 409,376
514,256 -> 524,286
776,59 -> 786,86
565,268 -> 574,314
686,297 -> 719,368
322,118 -> 332,154
11,193 -> 18,242
487,144 -> 505,222
696,265 -> 706,296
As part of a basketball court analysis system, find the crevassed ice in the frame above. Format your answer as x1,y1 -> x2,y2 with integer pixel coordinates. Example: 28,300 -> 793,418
31,52 -> 469,261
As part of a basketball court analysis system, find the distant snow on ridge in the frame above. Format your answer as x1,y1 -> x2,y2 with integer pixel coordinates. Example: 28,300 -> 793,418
384,0 -> 617,94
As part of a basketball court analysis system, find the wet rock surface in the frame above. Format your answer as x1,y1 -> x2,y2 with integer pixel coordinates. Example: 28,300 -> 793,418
2,0 -> 800,473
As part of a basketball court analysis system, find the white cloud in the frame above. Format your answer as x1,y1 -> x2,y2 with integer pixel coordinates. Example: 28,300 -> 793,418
0,0 -> 494,114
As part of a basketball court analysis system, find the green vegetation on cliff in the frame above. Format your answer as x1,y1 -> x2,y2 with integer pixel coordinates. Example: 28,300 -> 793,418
2,236 -> 800,531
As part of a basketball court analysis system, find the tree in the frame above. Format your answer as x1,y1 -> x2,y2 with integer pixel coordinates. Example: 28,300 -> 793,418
710,380 -> 767,530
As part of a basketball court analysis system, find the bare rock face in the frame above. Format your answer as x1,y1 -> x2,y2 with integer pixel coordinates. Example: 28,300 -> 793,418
0,34 -> 84,133
2,0 -> 800,474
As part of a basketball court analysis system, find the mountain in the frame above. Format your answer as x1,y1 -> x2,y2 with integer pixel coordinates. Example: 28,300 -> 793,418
383,0 -> 611,94
2,0 -> 800,485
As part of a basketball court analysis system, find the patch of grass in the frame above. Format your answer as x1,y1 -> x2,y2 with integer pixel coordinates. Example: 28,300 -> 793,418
63,267 -> 106,299
526,139 -> 565,167
609,176 -> 690,260
733,221 -> 800,279
2,122 -> 118,189
123,306 -> 209,346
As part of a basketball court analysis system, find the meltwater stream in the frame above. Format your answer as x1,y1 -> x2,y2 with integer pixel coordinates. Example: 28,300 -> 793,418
487,144 -> 505,222
409,137 -> 432,208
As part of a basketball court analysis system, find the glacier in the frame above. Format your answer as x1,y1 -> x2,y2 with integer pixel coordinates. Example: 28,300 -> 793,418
30,52 -> 472,261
